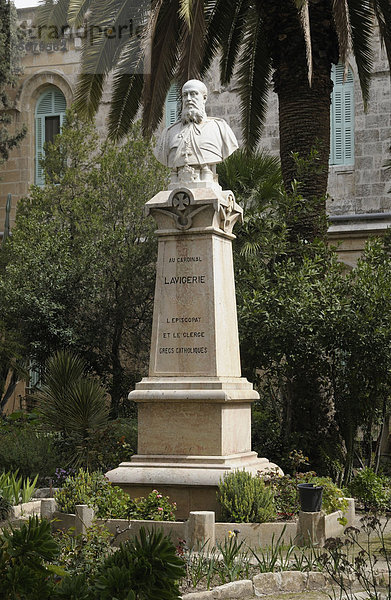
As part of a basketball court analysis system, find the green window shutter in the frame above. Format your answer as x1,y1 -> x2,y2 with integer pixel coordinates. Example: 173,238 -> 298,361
35,115 -> 45,186
165,83 -> 181,127
330,64 -> 354,166
35,87 -> 66,185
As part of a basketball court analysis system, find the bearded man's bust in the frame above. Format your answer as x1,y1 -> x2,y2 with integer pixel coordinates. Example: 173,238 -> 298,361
154,79 -> 238,190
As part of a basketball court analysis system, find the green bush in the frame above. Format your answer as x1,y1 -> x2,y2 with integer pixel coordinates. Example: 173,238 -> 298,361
56,520 -> 113,578
54,417 -> 137,473
267,470 -> 348,520
310,475 -> 349,518
348,467 -> 390,510
55,470 -> 177,521
0,420 -> 59,483
94,527 -> 186,600
128,489 -> 177,522
217,470 -> 276,523
55,469 -> 131,518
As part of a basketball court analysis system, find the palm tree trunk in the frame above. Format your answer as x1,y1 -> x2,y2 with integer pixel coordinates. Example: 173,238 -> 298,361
258,0 -> 338,241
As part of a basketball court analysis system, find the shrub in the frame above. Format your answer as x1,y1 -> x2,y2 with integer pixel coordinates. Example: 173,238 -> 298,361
36,350 -> 110,469
55,469 -> 130,518
0,421 -> 58,483
56,520 -> 113,578
267,470 -> 349,520
55,470 -> 177,521
128,489 -> 177,522
266,472 -> 300,518
309,475 -> 349,518
217,470 -> 276,523
348,467 -> 390,510
94,527 -> 186,600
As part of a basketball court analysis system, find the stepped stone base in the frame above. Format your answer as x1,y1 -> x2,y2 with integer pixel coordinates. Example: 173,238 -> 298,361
106,454 -> 280,519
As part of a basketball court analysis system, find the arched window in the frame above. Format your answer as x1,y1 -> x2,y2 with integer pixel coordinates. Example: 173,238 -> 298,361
330,64 -> 354,166
165,82 -> 181,127
35,87 -> 66,185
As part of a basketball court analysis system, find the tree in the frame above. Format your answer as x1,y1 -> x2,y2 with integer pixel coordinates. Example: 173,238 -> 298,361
225,150 -> 391,482
37,0 -> 391,237
0,111 -> 169,415
0,0 -> 26,163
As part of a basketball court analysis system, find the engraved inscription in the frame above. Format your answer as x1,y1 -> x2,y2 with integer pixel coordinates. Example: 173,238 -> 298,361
153,242 -> 213,374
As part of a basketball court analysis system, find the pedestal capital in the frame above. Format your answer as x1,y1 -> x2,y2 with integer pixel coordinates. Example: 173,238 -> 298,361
145,187 -> 243,237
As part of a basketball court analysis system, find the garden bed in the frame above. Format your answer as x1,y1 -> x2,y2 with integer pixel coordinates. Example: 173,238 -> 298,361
47,497 -> 355,549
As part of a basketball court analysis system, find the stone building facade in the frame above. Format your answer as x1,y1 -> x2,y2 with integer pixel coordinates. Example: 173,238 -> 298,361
1,6 -> 391,265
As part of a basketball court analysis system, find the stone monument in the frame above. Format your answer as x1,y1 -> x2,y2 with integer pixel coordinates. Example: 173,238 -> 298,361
106,79 -> 280,518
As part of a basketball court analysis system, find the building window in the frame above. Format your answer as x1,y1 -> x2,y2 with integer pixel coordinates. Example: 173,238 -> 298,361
35,87 -> 66,185
165,83 -> 181,127
330,63 -> 354,166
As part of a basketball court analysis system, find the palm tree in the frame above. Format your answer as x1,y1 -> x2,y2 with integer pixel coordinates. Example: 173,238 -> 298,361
38,0 -> 391,237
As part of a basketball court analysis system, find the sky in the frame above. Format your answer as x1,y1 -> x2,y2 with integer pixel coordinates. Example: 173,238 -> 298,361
14,0 -> 41,7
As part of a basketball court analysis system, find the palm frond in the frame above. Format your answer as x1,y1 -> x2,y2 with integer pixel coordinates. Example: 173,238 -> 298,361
179,0 -> 192,27
68,0 -> 93,28
142,0 -> 182,136
74,73 -> 105,119
36,0 -> 71,37
201,0 -> 239,76
237,5 -> 272,151
178,0 -> 206,82
107,40 -> 145,140
347,0 -> 373,108
75,0 -> 146,118
200,0 -> 227,75
373,0 -> 391,68
219,0 -> 251,85
331,0 -> 351,67
217,148 -> 281,195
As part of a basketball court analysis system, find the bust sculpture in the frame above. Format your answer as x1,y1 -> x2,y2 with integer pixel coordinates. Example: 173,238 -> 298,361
154,79 -> 238,190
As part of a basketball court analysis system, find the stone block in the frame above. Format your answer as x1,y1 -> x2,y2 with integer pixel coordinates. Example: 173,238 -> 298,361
279,571 -> 307,592
252,572 -> 280,595
306,571 -> 329,590
187,511 -> 215,549
356,129 -> 380,143
355,156 -> 374,170
75,504 -> 94,536
297,511 -> 325,546
212,580 -> 253,599
41,498 -> 57,519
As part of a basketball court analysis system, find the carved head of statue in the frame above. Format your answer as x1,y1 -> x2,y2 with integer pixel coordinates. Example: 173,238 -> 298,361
181,79 -> 208,124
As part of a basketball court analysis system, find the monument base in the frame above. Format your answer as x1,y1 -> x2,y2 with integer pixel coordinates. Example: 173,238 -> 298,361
106,453 -> 281,519
106,376 -> 282,519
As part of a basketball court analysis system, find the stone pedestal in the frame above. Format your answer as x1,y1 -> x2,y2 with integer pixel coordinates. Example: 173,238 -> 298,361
106,186 -> 280,518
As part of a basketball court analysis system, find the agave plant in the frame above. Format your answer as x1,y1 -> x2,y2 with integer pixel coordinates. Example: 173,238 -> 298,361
35,350 -> 109,467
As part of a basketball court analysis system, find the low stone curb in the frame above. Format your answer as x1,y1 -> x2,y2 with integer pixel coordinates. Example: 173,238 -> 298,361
181,571 -> 332,599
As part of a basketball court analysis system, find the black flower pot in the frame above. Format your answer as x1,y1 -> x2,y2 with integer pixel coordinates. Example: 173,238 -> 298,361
297,483 -> 323,512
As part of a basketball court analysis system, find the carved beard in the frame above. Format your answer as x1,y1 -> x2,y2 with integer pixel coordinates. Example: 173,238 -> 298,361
181,107 -> 205,124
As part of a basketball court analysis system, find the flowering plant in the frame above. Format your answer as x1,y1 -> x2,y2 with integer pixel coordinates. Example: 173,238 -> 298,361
127,489 -> 177,521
